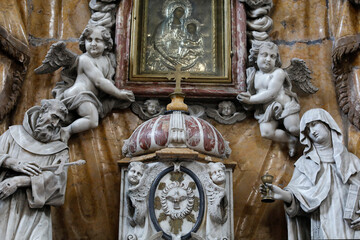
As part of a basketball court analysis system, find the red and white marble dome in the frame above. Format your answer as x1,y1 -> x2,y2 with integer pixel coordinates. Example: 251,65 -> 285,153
122,111 -> 231,159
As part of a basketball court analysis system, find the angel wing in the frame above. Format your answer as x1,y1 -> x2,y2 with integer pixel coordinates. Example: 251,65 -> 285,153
206,108 -> 225,123
128,162 -> 167,199
131,102 -> 148,120
127,163 -> 166,227
35,41 -> 78,74
206,182 -> 228,224
284,58 -> 318,94
206,108 -> 246,124
188,105 -> 205,118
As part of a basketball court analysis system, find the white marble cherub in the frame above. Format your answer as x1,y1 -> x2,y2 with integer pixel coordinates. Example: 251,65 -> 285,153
206,162 -> 228,239
60,25 -> 135,141
237,41 -> 317,156
127,162 -> 146,227
35,25 -> 135,142
260,109 -> 360,239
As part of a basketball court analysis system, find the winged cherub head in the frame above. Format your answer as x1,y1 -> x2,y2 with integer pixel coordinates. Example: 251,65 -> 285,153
144,99 -> 161,115
218,101 -> 236,117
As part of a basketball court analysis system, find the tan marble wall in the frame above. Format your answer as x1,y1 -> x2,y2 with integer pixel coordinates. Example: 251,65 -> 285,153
0,0 -> 359,239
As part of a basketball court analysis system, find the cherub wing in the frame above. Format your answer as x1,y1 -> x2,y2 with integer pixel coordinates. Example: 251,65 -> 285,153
188,105 -> 205,118
205,108 -> 224,123
131,102 -> 149,120
225,112 -> 246,124
284,58 -> 318,94
129,163 -> 167,199
35,41 -> 78,74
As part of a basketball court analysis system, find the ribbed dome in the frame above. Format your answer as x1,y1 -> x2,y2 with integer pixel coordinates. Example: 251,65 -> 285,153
122,111 -> 231,159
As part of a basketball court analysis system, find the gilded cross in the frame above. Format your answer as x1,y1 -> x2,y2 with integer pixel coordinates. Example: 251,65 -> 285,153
166,64 -> 190,93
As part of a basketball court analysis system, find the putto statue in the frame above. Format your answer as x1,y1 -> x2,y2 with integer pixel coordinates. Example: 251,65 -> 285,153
35,25 -> 135,142
237,41 -> 318,156
260,109 -> 360,239
0,99 -> 70,239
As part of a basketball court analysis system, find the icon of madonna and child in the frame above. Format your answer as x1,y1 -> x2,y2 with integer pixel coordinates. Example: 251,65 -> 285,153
145,0 -> 211,73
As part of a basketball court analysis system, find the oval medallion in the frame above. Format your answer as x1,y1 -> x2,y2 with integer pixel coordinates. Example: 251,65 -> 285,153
149,166 -> 205,240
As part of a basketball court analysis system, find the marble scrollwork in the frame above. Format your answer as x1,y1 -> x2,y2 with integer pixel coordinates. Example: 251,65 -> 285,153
239,0 -> 273,42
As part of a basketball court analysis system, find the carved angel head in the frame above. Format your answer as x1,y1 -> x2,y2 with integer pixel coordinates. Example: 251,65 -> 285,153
208,162 -> 226,185
128,162 -> 145,186
79,25 -> 113,55
144,99 -> 161,115
218,101 -> 236,117
249,41 -> 282,70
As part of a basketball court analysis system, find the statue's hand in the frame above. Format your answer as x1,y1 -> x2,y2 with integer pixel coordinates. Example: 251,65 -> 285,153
237,92 -> 252,104
3,158 -> 41,176
350,210 -> 360,230
260,183 -> 292,203
117,90 -> 135,102
0,178 -> 18,200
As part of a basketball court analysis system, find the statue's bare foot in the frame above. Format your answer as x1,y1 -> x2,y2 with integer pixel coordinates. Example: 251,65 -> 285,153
60,127 -> 71,143
288,135 -> 298,157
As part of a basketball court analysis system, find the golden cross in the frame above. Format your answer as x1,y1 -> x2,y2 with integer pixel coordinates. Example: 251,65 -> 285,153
166,64 -> 190,93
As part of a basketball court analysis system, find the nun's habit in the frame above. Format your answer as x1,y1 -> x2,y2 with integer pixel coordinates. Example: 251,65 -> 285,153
284,109 -> 360,239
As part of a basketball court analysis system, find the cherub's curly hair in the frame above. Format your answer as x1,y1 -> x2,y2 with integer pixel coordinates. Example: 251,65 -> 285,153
128,162 -> 145,172
144,99 -> 161,112
218,101 -> 236,114
248,41 -> 282,69
79,25 -> 113,54
208,162 -> 226,175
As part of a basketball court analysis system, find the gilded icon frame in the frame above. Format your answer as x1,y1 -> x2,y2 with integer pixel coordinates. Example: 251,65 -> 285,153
130,0 -> 231,83
115,0 -> 247,98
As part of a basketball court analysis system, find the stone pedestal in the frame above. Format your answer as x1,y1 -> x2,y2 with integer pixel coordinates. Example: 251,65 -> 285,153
118,149 -> 235,240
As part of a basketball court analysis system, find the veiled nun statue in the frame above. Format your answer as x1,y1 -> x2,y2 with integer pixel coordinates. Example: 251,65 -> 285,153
261,108 -> 360,239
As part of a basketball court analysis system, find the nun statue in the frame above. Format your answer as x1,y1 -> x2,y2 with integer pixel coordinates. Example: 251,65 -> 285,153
261,108 -> 360,239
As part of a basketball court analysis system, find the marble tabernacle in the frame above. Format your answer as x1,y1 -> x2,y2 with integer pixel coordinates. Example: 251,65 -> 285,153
118,90 -> 235,240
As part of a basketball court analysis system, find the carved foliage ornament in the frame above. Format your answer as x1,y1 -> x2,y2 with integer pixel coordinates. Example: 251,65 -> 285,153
332,34 -> 360,129
0,26 -> 30,122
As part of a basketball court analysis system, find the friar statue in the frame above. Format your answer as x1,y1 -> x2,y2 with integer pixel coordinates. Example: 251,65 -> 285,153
0,99 -> 70,239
